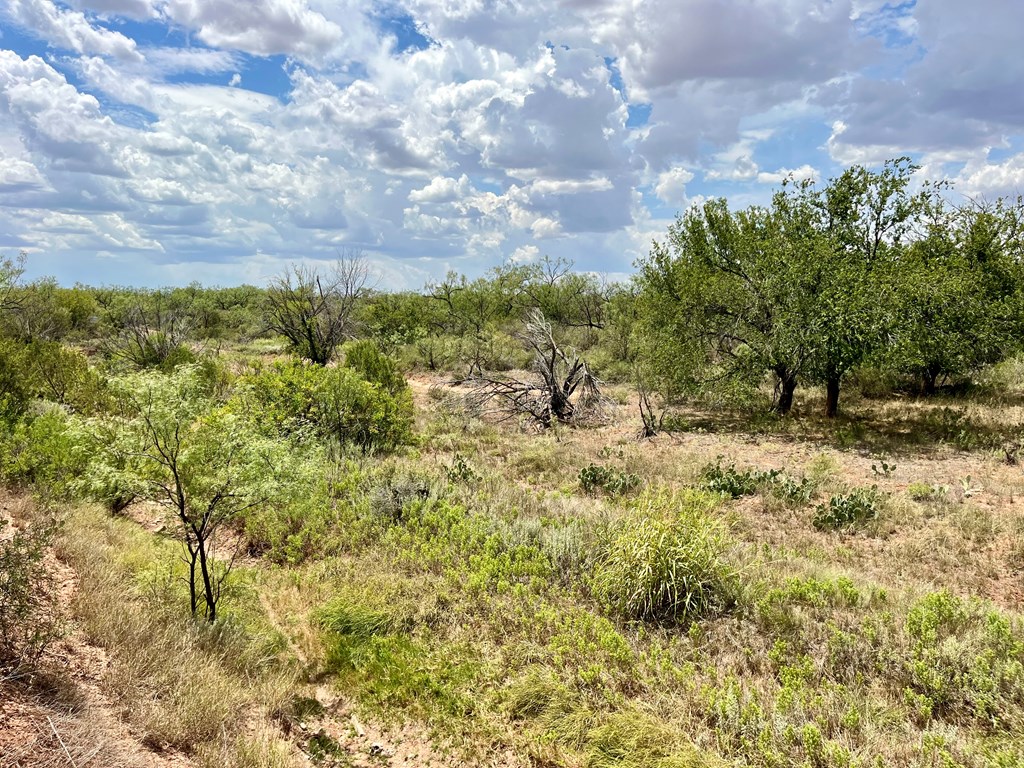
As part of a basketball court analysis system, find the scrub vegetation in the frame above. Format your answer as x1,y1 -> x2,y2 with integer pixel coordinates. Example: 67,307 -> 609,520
3,164 -> 1024,767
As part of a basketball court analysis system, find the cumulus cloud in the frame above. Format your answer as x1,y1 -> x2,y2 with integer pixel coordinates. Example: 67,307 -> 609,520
160,0 -> 344,62
757,164 -> 818,185
1,0 -> 1023,287
654,166 -> 694,205
5,0 -> 143,61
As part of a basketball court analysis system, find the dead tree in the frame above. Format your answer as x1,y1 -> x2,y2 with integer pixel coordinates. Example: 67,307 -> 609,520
637,385 -> 665,439
466,310 -> 607,428
265,253 -> 370,365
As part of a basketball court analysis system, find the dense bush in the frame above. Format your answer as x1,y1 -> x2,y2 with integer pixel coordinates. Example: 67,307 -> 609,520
594,490 -> 736,623
234,359 -> 413,453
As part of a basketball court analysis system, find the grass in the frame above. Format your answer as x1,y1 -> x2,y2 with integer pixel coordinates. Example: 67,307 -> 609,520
7,364 -> 1024,766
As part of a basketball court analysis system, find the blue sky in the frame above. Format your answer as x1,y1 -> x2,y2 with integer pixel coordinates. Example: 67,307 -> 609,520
1,0 -> 1022,288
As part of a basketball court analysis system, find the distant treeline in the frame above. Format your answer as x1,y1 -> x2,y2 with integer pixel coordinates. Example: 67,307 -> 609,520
3,158 -> 1023,417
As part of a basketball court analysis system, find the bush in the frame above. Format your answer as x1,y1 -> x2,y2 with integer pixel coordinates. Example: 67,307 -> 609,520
0,514 -> 63,670
342,339 -> 407,395
594,490 -> 736,623
0,337 -> 32,424
0,408 -> 89,498
812,488 -> 882,531
234,359 -> 413,453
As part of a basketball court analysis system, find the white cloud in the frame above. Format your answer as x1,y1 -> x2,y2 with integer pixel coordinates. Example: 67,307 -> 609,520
757,164 -> 818,185
161,0 -> 345,63
5,0 -> 143,62
654,166 -> 694,204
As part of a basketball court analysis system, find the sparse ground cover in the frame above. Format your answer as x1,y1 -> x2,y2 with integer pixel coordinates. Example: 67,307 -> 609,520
4,367 -> 1024,767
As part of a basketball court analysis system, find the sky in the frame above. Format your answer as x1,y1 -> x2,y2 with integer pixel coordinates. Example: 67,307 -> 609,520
1,0 -> 1023,289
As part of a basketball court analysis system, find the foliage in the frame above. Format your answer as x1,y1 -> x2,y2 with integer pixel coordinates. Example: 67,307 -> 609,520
87,366 -> 298,621
579,463 -> 641,495
812,487 -> 883,530
636,159 -> 939,417
902,590 -> 1024,727
234,359 -> 413,453
0,407 -> 89,498
0,514 -> 63,671
594,490 -> 735,623
700,459 -> 813,503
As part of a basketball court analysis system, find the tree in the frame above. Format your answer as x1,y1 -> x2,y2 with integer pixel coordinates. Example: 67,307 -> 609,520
0,252 -> 25,320
428,264 -> 533,375
636,196 -> 822,414
889,197 -> 1024,392
265,255 -> 370,365
794,158 -> 930,416
466,310 -> 606,427
96,367 -> 286,622
636,159 -> 932,418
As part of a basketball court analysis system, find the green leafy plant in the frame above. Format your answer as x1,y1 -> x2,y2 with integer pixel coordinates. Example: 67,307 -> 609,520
579,464 -> 641,496
812,487 -> 882,530
0,515 -> 64,670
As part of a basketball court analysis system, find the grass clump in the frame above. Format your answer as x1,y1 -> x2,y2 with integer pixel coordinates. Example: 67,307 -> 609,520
594,490 -> 736,624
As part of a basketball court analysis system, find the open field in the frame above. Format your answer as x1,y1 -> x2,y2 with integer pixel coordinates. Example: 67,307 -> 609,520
4,369 -> 1024,767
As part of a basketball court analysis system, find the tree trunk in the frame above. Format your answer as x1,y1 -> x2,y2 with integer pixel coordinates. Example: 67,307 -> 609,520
775,372 -> 798,415
922,369 -> 938,395
197,537 -> 217,623
824,376 -> 841,418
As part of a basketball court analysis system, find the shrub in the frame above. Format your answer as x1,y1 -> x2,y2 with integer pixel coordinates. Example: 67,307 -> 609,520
0,514 -> 63,670
579,464 -> 641,496
234,359 -> 413,453
594,490 -> 736,623
902,591 -> 1024,727
0,408 -> 90,498
342,339 -> 407,395
812,488 -> 882,530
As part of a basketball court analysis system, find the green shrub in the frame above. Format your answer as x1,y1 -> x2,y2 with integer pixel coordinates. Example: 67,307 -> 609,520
579,463 -> 641,495
0,337 -> 32,424
342,339 -> 407,395
812,488 -> 882,530
234,359 -> 413,453
594,490 -> 736,623
0,408 -> 89,498
0,514 -> 64,670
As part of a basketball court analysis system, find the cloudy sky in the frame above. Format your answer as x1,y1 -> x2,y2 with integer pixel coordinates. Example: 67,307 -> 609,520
1,0 -> 1022,289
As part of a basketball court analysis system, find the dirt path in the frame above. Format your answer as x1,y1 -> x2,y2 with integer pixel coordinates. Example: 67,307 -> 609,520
1,496 -> 194,768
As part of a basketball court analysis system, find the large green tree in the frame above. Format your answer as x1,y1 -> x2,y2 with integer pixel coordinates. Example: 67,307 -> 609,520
637,159 -> 933,417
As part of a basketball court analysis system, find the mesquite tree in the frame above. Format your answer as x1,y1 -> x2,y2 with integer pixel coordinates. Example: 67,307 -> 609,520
265,255 -> 370,365
96,366 -> 287,622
